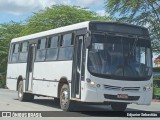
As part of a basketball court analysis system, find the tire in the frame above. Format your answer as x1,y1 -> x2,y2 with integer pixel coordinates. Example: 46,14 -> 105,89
60,84 -> 73,111
18,81 -> 34,102
111,102 -> 127,111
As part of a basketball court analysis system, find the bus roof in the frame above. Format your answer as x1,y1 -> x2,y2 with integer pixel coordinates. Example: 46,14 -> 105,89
11,21 -> 148,43
11,21 -> 90,43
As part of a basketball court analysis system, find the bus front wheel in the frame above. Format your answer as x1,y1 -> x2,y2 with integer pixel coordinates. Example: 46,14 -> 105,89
18,81 -> 34,101
111,102 -> 127,111
60,84 -> 73,111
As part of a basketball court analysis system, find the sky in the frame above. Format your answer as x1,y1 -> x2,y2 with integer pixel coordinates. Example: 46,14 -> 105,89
0,0 -> 107,24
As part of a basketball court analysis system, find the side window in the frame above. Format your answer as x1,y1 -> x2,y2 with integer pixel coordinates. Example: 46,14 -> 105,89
19,42 -> 28,62
13,44 -> 19,53
46,36 -> 58,61
21,42 -> 28,52
47,36 -> 58,48
36,38 -> 46,61
11,43 -> 19,62
58,33 -> 74,60
62,33 -> 73,46
37,38 -> 46,50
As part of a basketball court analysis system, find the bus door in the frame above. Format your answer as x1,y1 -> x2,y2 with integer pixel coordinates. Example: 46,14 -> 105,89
71,33 -> 85,99
25,43 -> 36,91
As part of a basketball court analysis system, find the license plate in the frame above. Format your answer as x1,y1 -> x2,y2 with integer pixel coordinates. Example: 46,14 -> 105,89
117,94 -> 128,99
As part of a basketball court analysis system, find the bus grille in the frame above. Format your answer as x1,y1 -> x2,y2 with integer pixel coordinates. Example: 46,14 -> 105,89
104,94 -> 140,101
104,85 -> 140,92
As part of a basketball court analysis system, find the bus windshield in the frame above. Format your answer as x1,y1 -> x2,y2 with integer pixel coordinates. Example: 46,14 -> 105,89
88,34 -> 152,80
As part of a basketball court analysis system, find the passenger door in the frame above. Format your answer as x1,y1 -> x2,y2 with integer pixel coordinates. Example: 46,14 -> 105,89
71,34 -> 85,99
25,43 -> 36,91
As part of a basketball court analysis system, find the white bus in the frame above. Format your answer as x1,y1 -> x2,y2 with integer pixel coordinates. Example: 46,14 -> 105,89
6,21 -> 152,111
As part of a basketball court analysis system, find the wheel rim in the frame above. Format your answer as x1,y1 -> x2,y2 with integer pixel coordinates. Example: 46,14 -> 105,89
18,85 -> 23,98
61,88 -> 69,107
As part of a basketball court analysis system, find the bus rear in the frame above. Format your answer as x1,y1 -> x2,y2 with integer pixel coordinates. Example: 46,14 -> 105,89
81,22 -> 152,111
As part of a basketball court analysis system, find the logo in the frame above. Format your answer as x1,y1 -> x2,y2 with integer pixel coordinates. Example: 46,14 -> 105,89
2,112 -> 11,117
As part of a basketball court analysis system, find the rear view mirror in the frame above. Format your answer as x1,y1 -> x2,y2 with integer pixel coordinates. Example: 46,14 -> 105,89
85,37 -> 91,48
85,31 -> 91,48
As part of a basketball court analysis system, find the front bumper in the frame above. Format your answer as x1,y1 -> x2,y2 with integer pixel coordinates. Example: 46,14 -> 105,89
82,83 -> 152,105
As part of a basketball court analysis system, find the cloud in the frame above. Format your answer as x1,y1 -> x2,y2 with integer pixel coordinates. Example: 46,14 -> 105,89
96,10 -> 109,16
96,10 -> 105,16
0,0 -> 105,16
58,0 -> 72,5
76,0 -> 103,7
0,0 -> 55,15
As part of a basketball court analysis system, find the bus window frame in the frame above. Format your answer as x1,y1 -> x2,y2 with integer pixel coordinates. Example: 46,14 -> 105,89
45,35 -> 59,61
11,43 -> 20,63
35,38 -> 47,62
18,42 -> 29,63
57,32 -> 74,61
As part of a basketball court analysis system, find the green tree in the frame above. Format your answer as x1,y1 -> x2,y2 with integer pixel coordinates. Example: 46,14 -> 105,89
22,5 -> 110,35
105,0 -> 160,50
0,21 -> 25,87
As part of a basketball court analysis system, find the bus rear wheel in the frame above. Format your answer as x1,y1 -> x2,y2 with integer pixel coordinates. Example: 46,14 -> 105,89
60,84 -> 73,111
18,81 -> 34,101
111,102 -> 127,111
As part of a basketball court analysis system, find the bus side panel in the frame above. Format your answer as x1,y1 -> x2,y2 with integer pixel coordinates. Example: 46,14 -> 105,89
32,80 -> 59,97
6,63 -> 27,91
32,61 -> 73,97
6,79 -> 17,91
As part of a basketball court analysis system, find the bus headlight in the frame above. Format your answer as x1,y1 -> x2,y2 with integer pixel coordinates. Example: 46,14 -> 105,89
86,78 -> 96,87
143,84 -> 152,91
